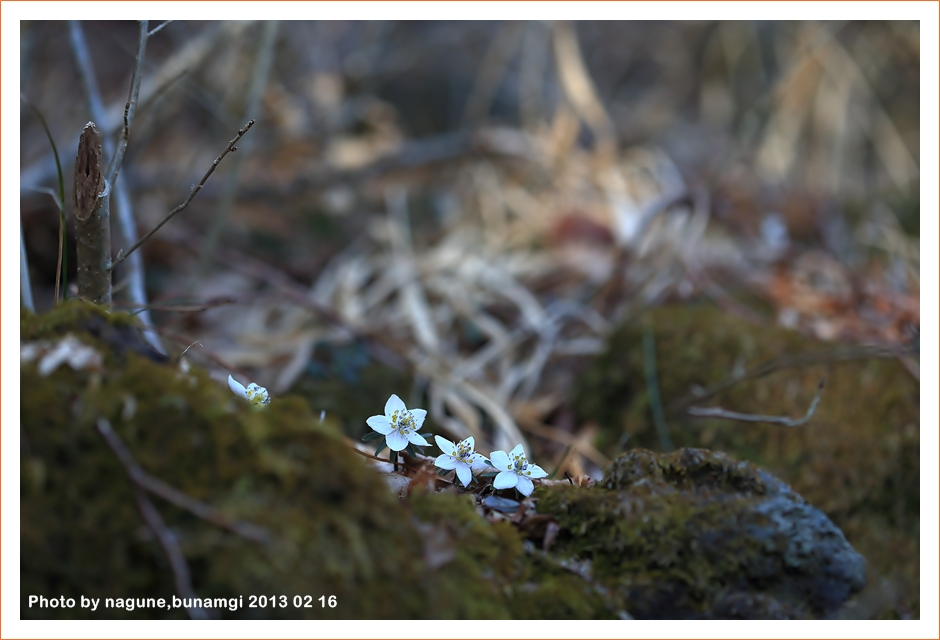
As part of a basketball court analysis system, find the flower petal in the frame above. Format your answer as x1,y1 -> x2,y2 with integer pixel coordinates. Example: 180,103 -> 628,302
509,443 -> 526,458
455,464 -> 472,487
489,450 -> 511,472
228,375 -> 247,398
366,415 -> 392,434
434,435 -> 456,455
410,408 -> 427,429
407,432 -> 430,447
460,436 -> 475,451
385,394 -> 406,417
493,470 -> 518,490
526,464 -> 548,479
435,455 -> 458,470
516,475 -> 534,496
469,453 -> 489,470
386,430 -> 408,451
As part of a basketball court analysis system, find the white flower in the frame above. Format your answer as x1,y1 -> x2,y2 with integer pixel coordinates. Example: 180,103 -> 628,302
490,444 -> 547,496
228,375 -> 270,407
366,394 -> 429,452
434,435 -> 488,487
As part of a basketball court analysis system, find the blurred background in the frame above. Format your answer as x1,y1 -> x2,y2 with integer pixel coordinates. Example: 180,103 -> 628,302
20,20 -> 920,618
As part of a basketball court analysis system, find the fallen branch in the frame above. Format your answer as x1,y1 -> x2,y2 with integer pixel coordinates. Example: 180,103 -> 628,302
131,486 -> 210,620
670,344 -> 909,415
349,443 -> 404,472
111,119 -> 256,269
95,418 -> 273,546
687,380 -> 825,427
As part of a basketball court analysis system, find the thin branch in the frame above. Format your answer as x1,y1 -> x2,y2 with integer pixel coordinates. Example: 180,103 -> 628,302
105,20 -> 148,187
670,344 -> 908,415
111,119 -> 256,269
23,23 -> 255,192
349,445 -> 404,471
96,418 -> 208,620
194,21 -> 278,288
132,487 -> 210,620
69,20 -> 164,354
95,417 -> 273,546
687,380 -> 825,427
148,20 -> 173,37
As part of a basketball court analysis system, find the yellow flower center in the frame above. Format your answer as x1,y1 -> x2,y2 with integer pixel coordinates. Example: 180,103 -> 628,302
390,409 -> 416,435
511,452 -> 531,476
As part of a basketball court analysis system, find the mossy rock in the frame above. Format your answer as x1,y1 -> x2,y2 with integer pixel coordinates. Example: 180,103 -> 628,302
20,302 -> 873,619
20,302 -> 615,619
574,303 -> 919,618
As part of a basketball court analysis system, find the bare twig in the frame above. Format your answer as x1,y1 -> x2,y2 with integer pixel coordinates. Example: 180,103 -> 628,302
194,20 -> 278,287
96,416 -> 209,619
132,487 -> 210,620
95,417 -> 273,546
670,344 -> 908,415
164,225 -> 409,372
688,380 -> 825,427
349,445 -> 404,471
111,119 -> 256,269
23,23 -> 254,192
147,20 -> 173,37
114,297 -> 236,314
105,20 -> 148,187
69,20 -> 164,354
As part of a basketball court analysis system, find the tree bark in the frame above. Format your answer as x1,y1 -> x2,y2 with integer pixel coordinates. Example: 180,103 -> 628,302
73,121 -> 111,306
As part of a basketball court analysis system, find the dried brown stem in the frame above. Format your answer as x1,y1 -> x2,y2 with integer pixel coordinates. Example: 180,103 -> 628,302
349,444 -> 404,471
95,417 -> 273,546
96,416 -> 209,619
132,487 -> 210,620
111,119 -> 256,269
688,380 -> 825,428
670,344 -> 909,415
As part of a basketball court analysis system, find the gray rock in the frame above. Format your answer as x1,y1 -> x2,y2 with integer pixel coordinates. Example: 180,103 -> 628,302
537,448 -> 866,619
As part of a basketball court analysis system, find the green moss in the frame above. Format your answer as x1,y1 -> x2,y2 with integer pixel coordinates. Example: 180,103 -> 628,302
21,304 -> 432,618
535,447 -> 863,619
574,303 -> 920,617
20,302 -> 613,619
409,491 -> 615,618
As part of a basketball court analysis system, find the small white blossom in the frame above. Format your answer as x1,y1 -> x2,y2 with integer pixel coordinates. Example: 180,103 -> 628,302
228,375 -> 270,407
490,444 -> 547,496
366,394 -> 429,452
434,435 -> 488,487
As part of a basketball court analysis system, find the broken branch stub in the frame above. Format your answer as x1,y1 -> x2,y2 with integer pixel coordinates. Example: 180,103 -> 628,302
74,122 -> 103,221
73,121 -> 112,305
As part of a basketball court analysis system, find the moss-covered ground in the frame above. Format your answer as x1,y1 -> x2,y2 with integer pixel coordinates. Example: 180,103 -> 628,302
573,304 -> 920,618
21,301 -> 874,619
21,302 -> 618,619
